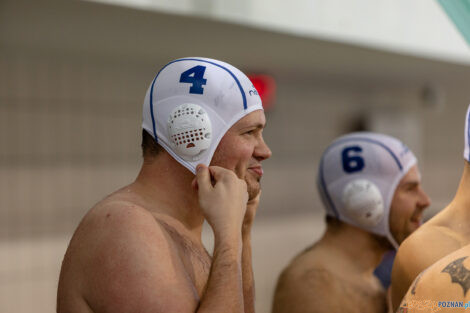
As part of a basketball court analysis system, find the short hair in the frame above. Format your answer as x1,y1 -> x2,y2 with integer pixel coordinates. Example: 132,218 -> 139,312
141,129 -> 164,158
325,215 -> 343,229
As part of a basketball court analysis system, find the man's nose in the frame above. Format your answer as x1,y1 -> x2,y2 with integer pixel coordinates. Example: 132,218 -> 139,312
418,188 -> 431,209
256,136 -> 272,161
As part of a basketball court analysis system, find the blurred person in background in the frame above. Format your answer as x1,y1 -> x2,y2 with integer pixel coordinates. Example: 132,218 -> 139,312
391,104 -> 470,311
272,132 -> 430,313
57,57 -> 271,313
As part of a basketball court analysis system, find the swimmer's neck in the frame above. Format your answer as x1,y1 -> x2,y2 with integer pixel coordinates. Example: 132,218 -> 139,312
132,152 -> 204,237
321,223 -> 389,273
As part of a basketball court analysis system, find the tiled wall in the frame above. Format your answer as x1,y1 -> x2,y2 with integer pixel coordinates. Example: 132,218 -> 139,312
1,47 -> 468,313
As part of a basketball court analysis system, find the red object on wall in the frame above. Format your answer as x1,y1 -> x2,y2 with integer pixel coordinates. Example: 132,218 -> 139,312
248,74 -> 276,111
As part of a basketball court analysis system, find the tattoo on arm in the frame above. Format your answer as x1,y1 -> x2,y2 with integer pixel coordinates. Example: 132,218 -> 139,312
442,256 -> 470,296
397,270 -> 427,312
411,270 -> 426,295
411,276 -> 420,296
397,302 -> 408,313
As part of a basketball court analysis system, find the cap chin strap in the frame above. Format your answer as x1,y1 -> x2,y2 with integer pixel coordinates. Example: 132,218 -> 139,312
386,232 -> 399,250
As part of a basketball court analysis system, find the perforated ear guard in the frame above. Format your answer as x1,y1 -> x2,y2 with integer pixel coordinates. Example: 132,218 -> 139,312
167,103 -> 212,161
342,179 -> 385,228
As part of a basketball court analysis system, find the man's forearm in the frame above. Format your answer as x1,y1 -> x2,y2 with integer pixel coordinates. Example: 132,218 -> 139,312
242,228 -> 255,313
198,235 -> 244,313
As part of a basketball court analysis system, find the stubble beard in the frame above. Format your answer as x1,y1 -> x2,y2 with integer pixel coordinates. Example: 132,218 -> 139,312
246,175 -> 261,200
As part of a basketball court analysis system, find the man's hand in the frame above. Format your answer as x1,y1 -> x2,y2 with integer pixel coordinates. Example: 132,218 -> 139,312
192,164 -> 247,313
193,164 -> 248,238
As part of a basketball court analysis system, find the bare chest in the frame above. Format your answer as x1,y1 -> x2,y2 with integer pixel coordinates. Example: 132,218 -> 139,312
155,217 -> 213,298
177,239 -> 211,297
335,276 -> 387,313
159,221 -> 211,297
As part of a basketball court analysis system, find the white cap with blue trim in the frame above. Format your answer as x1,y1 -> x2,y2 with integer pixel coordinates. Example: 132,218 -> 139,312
317,132 -> 417,249
142,57 -> 263,174
464,104 -> 470,162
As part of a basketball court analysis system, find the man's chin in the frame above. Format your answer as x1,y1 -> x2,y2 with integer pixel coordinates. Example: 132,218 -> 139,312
245,174 -> 261,200
247,183 -> 261,200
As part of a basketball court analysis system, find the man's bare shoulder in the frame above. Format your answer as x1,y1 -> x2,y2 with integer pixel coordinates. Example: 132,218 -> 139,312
273,246 -> 342,313
398,245 -> 470,312
72,194 -> 166,250
59,194 -> 199,313
391,223 -> 462,310
274,243 -> 387,313
420,245 -> 470,300
395,223 -> 463,278
279,244 -> 339,285
283,249 -> 335,284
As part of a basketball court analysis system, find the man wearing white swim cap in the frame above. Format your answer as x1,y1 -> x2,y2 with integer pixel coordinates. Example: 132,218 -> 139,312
391,104 -> 470,311
273,132 -> 430,313
57,57 -> 271,313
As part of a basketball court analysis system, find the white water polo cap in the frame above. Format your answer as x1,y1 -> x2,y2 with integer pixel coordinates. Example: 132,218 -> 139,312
142,57 -> 263,173
464,104 -> 470,162
317,132 -> 417,249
